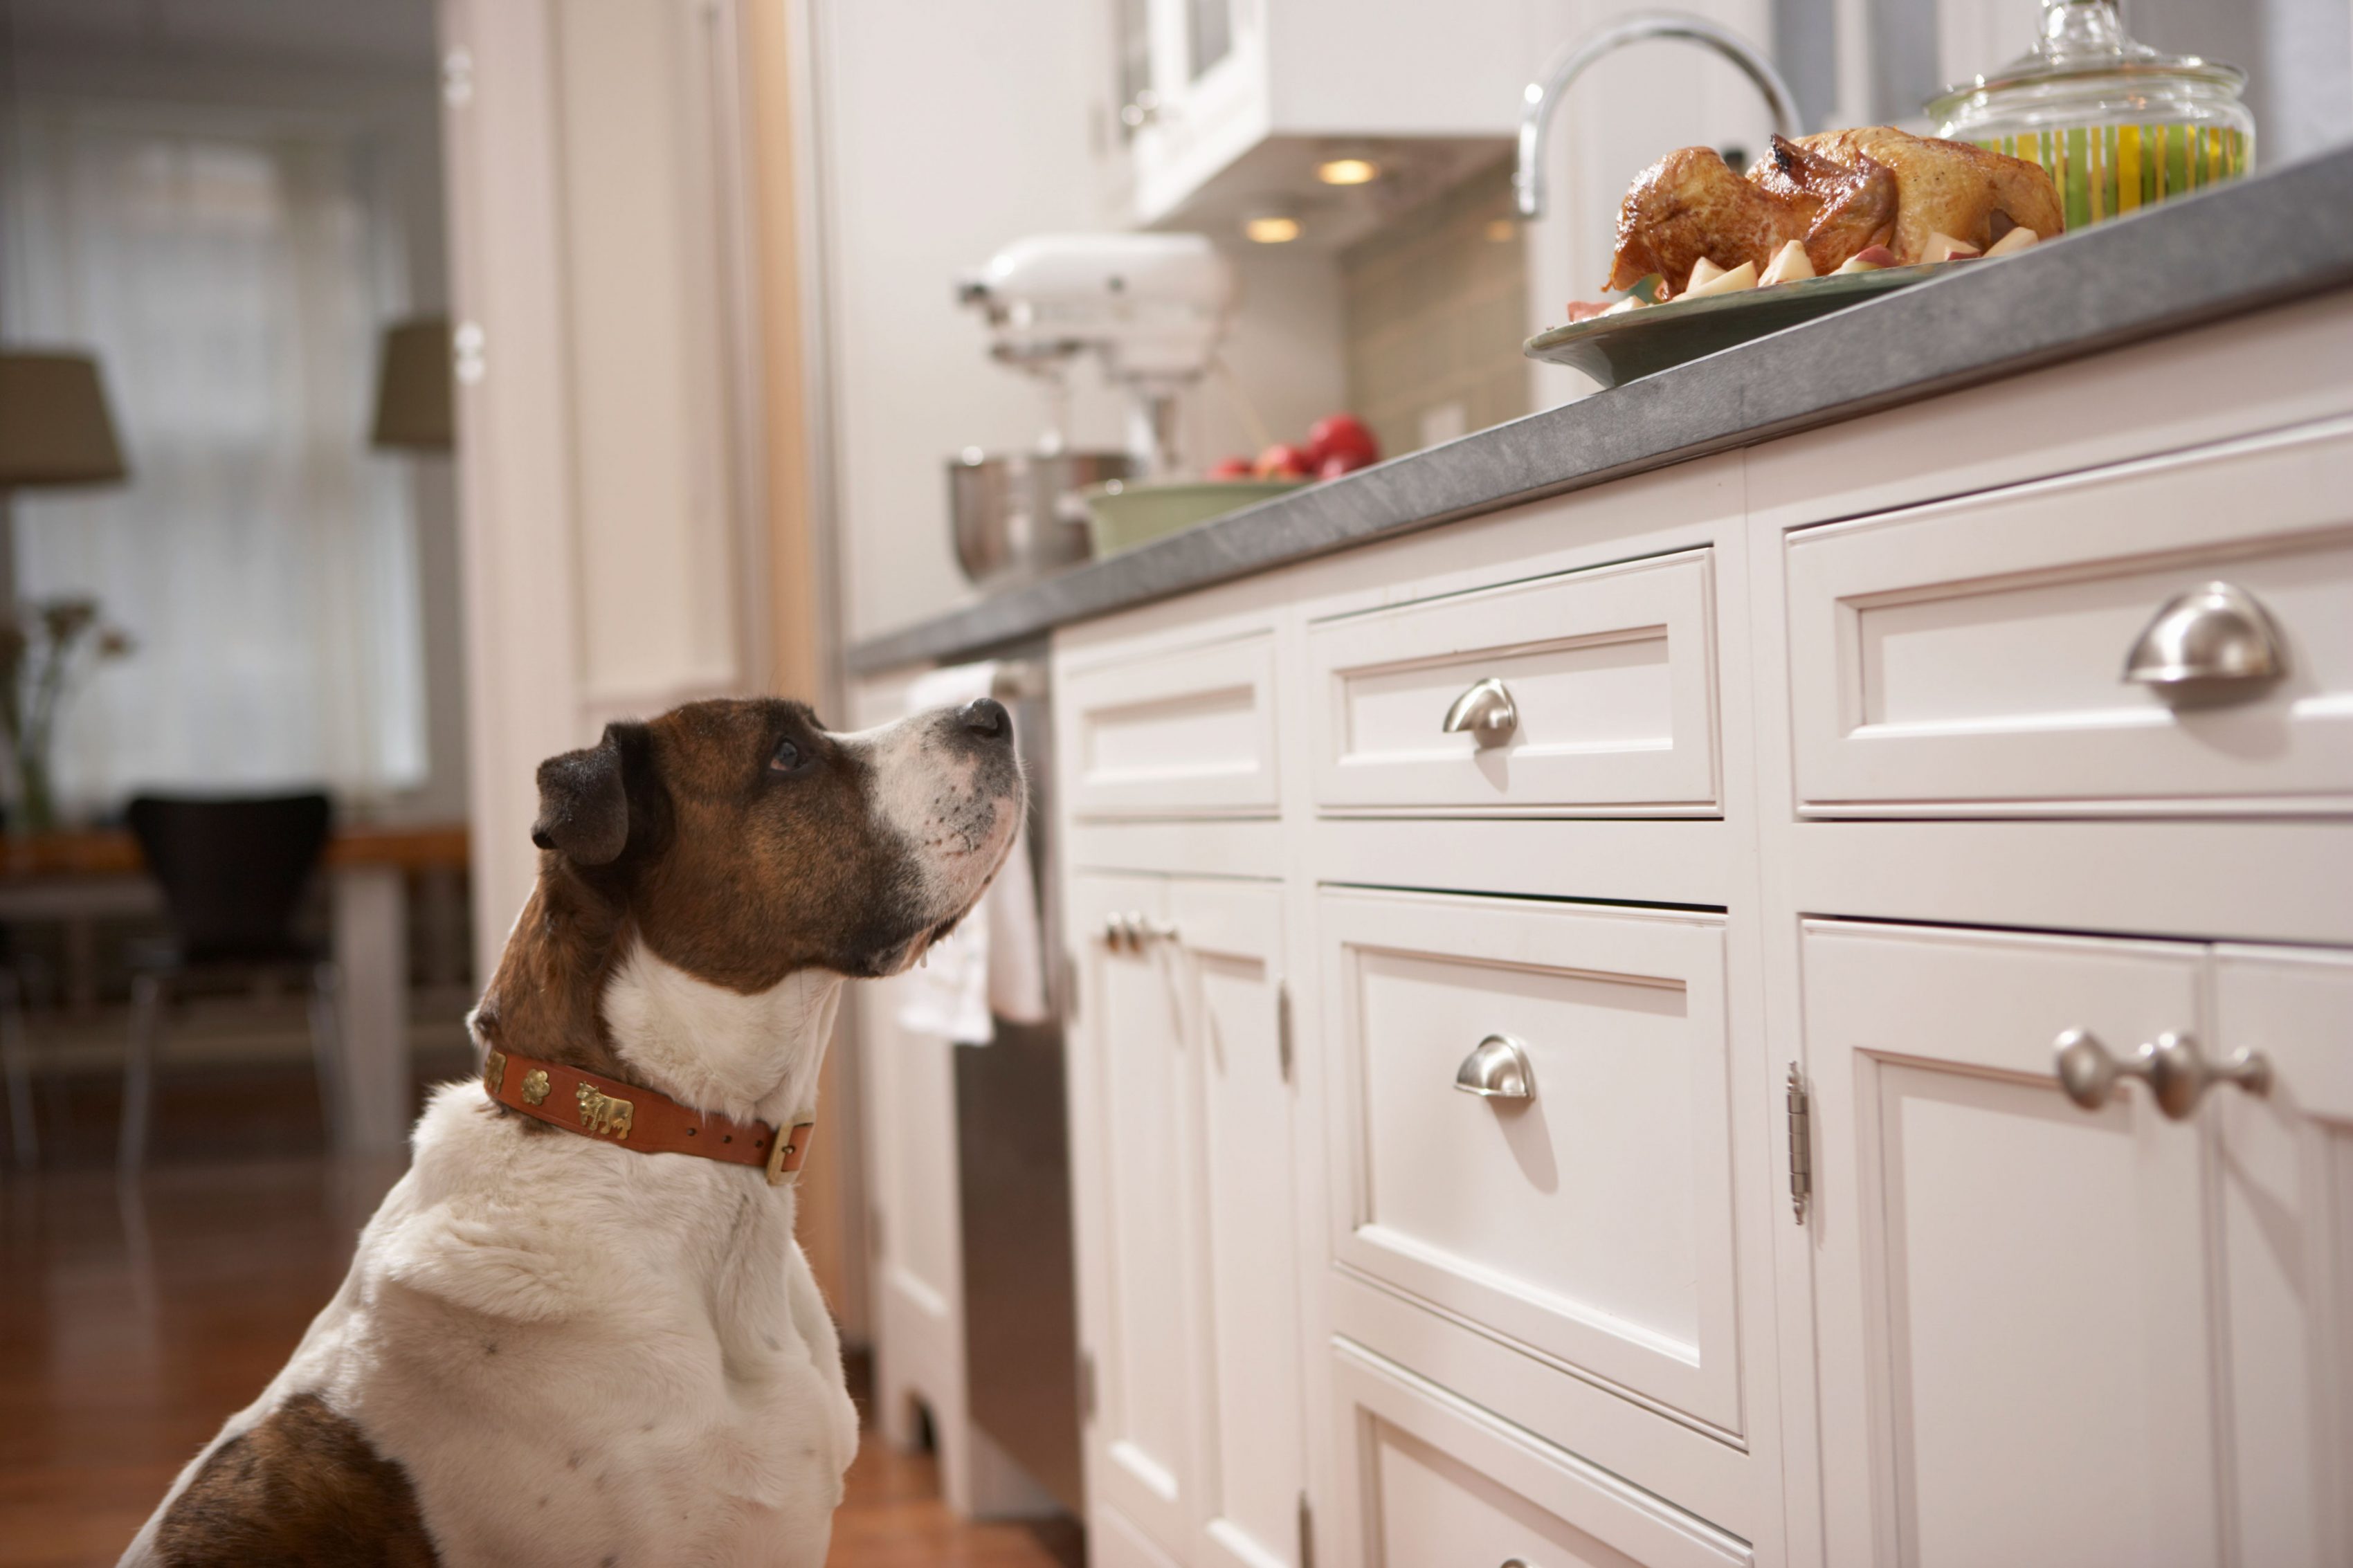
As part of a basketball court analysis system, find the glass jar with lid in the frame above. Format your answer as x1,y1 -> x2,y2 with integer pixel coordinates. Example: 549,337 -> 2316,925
1927,0 -> 2253,232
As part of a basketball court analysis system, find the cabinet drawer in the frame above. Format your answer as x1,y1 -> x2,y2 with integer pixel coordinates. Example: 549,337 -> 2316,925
1308,550 -> 1718,814
1321,889 -> 1738,1432
1788,420 -> 2353,814
1064,632 -> 1278,818
1334,1340 -> 1748,1568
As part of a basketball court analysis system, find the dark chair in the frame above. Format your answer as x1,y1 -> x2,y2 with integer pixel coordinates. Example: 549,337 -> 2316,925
120,793 -> 340,1171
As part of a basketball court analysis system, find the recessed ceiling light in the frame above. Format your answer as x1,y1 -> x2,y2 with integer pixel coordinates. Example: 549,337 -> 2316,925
1316,156 -> 1380,186
1243,213 -> 1302,244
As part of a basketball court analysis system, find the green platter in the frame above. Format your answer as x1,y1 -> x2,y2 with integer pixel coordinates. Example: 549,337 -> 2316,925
1080,477 -> 1309,557
1523,264 -> 1949,387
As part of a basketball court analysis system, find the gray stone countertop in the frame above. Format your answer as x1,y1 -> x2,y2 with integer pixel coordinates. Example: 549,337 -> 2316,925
848,145 -> 2353,677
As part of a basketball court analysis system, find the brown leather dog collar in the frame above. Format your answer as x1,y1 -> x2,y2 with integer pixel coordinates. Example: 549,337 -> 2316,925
480,1048 -> 815,1186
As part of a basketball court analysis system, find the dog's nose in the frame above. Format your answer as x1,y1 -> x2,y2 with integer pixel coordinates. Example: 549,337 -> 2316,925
957,697 -> 1011,742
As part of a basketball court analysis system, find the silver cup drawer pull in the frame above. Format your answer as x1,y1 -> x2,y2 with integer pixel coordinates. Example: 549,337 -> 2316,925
2054,1027 -> 2271,1120
1441,677 -> 1518,745
2123,580 -> 2287,693
1455,1034 -> 1534,1100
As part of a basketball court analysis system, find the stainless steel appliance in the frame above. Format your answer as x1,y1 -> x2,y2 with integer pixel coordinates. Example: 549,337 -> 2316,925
948,448 -> 1129,589
953,652 -> 1082,1510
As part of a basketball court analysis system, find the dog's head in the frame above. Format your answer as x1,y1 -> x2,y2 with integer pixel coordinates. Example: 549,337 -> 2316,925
528,695 -> 1024,986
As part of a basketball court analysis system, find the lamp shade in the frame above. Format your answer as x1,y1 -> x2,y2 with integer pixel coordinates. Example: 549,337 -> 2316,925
370,316 -> 455,451
0,351 -> 129,486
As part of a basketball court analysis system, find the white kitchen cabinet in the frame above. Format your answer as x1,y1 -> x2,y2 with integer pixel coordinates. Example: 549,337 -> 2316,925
1307,549 -> 1721,816
1332,1340 -> 1748,1568
1785,418 -> 2353,817
1064,632 -> 1280,819
1320,888 -> 1741,1434
1102,0 -> 1525,226
1068,870 -> 1307,1568
1802,921 -> 2353,1568
2211,946 -> 2353,1568
1801,922 -> 2222,1567
1030,305 -> 2353,1566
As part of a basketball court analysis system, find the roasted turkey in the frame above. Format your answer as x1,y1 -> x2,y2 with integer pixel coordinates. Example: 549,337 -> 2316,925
1606,127 -> 2062,297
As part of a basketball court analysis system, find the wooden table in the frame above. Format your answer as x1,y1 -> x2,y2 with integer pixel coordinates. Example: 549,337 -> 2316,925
0,824 -> 470,1159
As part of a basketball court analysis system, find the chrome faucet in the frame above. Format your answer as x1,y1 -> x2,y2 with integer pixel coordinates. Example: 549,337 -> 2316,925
1515,11 -> 1804,220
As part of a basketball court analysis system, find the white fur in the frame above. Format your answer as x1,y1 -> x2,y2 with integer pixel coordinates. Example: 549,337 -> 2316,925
120,956 -> 858,1568
835,712 -> 1023,965
603,949 -> 842,1129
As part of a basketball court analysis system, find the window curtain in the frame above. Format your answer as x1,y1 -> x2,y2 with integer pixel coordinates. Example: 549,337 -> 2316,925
3,102 -> 428,814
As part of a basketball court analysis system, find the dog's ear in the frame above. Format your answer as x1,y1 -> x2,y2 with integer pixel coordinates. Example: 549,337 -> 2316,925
532,723 -> 644,866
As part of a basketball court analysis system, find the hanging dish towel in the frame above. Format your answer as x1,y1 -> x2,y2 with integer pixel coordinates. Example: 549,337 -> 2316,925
893,662 -> 1049,1045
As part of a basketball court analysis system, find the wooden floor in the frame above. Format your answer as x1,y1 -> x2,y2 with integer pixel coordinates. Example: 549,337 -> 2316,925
0,1156 -> 1083,1567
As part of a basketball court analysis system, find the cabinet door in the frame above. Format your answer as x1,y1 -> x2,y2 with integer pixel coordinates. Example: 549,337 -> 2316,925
1802,921 -> 2223,1568
1118,0 -> 1261,223
1073,873 -> 1199,1559
1170,879 -> 1303,1568
2212,946 -> 2353,1568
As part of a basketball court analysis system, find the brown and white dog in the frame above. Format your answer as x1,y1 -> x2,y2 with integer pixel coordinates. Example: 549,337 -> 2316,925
120,695 -> 1024,1568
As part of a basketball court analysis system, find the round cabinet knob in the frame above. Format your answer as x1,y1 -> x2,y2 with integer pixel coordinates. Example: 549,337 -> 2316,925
2055,1027 -> 2271,1120
1102,911 -> 1176,953
2053,1027 -> 2154,1112
2123,581 -> 2287,693
1119,89 -> 1161,129
2143,1030 -> 2273,1120
1442,677 -> 1518,746
1455,1034 -> 1535,1100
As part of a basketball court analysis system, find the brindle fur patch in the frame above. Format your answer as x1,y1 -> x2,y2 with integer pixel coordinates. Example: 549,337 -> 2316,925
154,1392 -> 440,1567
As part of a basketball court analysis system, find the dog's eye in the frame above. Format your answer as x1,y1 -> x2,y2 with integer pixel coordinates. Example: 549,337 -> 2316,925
770,740 -> 805,774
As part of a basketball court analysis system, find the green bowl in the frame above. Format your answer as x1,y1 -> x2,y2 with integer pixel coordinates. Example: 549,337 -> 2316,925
1080,478 -> 1308,556
1524,264 -> 1947,387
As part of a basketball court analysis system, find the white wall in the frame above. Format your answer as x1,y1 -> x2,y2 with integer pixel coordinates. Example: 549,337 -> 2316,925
809,0 -> 1345,648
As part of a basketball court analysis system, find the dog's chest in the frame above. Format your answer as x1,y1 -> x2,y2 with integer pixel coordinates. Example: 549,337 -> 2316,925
345,1102 -> 857,1567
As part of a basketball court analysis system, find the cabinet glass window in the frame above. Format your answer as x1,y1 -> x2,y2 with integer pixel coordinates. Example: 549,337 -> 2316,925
1188,0 -> 1231,80
1116,0 -> 1152,138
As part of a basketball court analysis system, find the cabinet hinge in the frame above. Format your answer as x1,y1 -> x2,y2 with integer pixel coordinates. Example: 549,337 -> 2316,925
1078,1350 -> 1096,1423
1786,1061 -> 1812,1225
1297,1492 -> 1314,1568
1277,980 -> 1295,1082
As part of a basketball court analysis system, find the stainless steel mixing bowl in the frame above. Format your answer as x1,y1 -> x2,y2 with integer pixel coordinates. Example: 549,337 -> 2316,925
948,449 -> 1132,588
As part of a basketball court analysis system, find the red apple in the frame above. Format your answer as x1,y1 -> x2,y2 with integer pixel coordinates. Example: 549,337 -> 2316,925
1206,455 -> 1254,480
1307,412 -> 1379,470
1318,452 -> 1368,481
1253,443 -> 1313,480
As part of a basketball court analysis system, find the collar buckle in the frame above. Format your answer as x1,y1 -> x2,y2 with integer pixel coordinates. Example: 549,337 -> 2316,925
765,1113 -> 817,1187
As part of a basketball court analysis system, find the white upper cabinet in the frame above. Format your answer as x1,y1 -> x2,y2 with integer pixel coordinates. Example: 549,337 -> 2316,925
1102,0 -> 1526,226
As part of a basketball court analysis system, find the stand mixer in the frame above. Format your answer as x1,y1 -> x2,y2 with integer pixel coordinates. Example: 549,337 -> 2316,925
958,232 -> 1237,478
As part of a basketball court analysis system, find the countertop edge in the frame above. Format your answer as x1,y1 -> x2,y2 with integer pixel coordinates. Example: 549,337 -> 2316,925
847,147 -> 2353,678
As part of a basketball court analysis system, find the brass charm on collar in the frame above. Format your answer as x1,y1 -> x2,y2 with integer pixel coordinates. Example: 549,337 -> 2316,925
482,1050 -> 508,1097
521,1069 -> 551,1107
575,1082 -> 635,1140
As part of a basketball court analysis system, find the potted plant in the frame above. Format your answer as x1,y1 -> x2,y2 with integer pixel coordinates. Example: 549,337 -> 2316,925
0,598 -> 133,835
